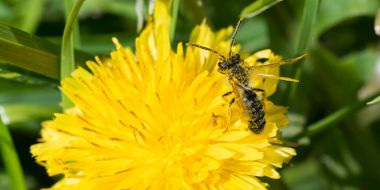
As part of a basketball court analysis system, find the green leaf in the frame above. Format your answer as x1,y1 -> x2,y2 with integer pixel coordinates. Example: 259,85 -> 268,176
305,90 -> 380,137
0,23 -> 92,81
104,1 -> 136,18
0,79 -> 59,105
78,0 -> 136,19
0,118 -> 26,190
367,96 -> 380,105
0,78 -> 59,134
0,64 -> 54,85
236,17 -> 269,52
0,2 -> 12,18
295,0 -> 319,54
282,159 -> 329,190
0,103 -> 59,125
64,0 -> 81,49
316,0 -> 380,35
61,0 -> 85,79
14,0 -> 46,33
288,0 -> 320,101
342,48 -> 378,82
0,24 -> 59,79
240,0 -> 283,18
310,45 -> 362,106
61,0 -> 85,109
170,0 -> 181,42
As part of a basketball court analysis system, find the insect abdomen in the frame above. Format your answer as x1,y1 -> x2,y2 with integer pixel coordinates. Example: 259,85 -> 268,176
242,89 -> 265,134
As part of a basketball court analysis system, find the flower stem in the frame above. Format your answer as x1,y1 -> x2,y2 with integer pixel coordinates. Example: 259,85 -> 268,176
287,0 -> 320,103
170,0 -> 181,42
61,0 -> 85,110
305,91 -> 380,137
64,0 -> 82,48
0,118 -> 26,190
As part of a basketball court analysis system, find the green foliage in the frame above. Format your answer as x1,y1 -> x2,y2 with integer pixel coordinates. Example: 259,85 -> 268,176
316,0 -> 379,35
367,96 -> 380,105
240,0 -> 283,18
0,118 -> 26,190
0,23 -> 91,80
60,0 -> 85,109
288,0 -> 319,101
170,0 -> 181,41
0,0 -> 380,189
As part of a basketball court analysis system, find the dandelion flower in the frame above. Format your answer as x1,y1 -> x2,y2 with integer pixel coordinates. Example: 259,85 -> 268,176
31,1 -> 295,189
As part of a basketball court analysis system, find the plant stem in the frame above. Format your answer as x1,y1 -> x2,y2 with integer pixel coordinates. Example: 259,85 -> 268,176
305,91 -> 380,137
64,0 -> 81,48
0,117 -> 26,190
170,0 -> 181,42
61,0 -> 85,110
287,0 -> 320,102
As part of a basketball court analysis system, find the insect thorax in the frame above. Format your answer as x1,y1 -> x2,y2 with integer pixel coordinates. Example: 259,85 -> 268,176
217,54 -> 250,86
230,65 -> 249,86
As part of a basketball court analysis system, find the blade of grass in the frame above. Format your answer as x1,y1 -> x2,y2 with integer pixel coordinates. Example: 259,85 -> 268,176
64,0 -> 81,48
304,90 -> 380,137
287,0 -> 320,102
295,0 -> 320,55
0,103 -> 59,134
0,117 -> 26,190
170,0 -> 180,42
0,24 -> 59,79
61,0 -> 85,109
0,63 -> 55,85
1,103 -> 59,125
367,95 -> 380,105
240,0 -> 283,18
0,24 -> 91,80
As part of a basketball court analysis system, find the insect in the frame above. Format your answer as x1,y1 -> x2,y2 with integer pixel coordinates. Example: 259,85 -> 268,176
187,18 -> 306,134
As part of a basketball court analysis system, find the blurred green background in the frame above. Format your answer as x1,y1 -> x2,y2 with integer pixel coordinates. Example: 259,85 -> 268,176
0,0 -> 380,189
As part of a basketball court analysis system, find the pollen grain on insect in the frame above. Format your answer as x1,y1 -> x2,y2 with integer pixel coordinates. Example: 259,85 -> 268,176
186,18 -> 305,134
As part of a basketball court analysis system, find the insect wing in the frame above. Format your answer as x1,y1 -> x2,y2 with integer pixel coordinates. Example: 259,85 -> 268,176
244,49 -> 281,97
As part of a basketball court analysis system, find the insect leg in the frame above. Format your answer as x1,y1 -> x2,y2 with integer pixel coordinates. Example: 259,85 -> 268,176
224,97 -> 235,133
231,79 -> 251,91
253,88 -> 266,99
222,91 -> 233,98
252,88 -> 264,92
228,81 -> 246,113
229,97 -> 236,105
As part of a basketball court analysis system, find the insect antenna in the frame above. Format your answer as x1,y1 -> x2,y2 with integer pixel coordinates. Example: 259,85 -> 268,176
229,17 -> 244,57
186,43 -> 226,60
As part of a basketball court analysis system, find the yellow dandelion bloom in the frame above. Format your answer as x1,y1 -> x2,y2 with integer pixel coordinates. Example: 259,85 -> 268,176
31,1 -> 295,189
